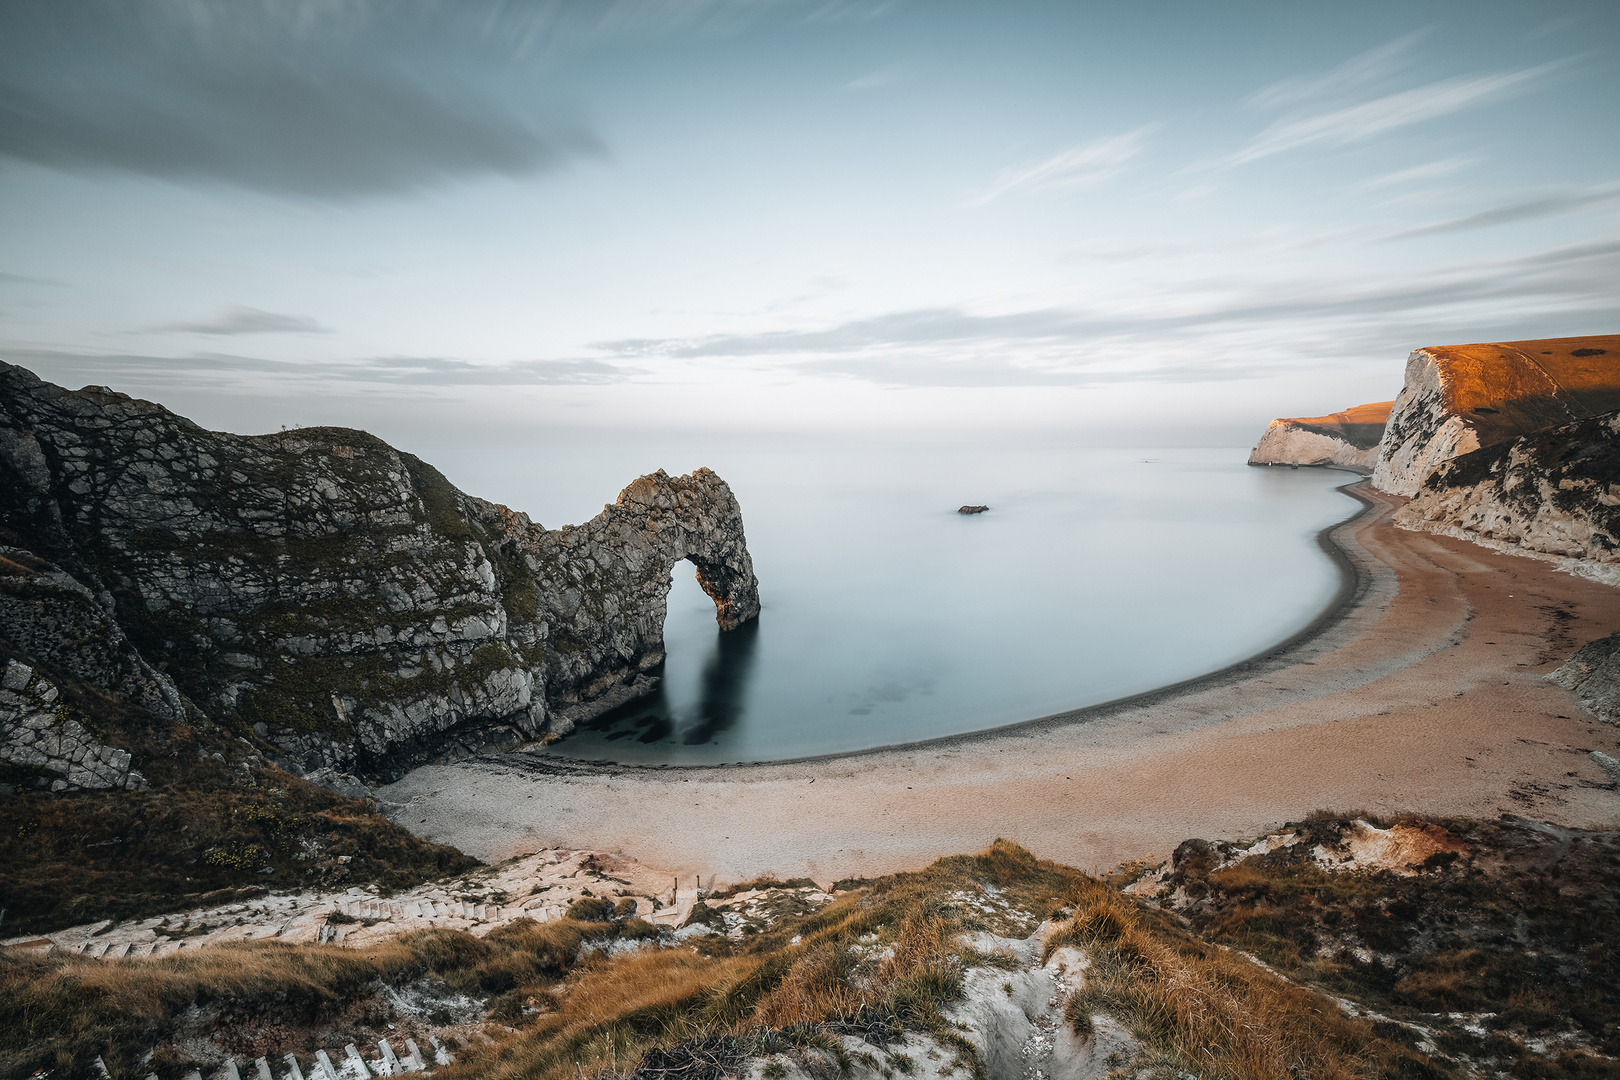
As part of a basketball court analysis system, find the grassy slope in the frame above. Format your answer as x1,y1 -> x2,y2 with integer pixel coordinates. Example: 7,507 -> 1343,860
0,655 -> 477,937
2,842 -> 1447,1080
1161,813 -> 1620,1079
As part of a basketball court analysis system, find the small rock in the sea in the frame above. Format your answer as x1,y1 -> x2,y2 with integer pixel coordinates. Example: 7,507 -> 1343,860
958,505 -> 989,515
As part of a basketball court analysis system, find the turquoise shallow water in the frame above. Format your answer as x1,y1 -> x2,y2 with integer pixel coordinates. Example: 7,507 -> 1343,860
424,439 -> 1358,764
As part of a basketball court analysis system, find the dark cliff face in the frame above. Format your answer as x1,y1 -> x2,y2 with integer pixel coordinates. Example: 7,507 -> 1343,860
0,363 -> 758,781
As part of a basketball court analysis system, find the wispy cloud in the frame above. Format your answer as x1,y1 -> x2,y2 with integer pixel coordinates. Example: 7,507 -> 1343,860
11,239 -> 1615,396
1246,33 -> 1425,109
843,69 -> 896,91
805,1 -> 900,24
0,271 -> 61,286
1386,183 -> 1620,239
2,350 -> 641,389
155,308 -> 331,335
333,356 -> 638,386
975,128 -> 1154,203
790,356 -> 1276,388
1213,63 -> 1558,170
1351,157 -> 1473,191
587,237 -> 1620,387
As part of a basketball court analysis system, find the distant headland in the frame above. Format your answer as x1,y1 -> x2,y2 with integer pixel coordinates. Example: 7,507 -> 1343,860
1251,333 -> 1620,586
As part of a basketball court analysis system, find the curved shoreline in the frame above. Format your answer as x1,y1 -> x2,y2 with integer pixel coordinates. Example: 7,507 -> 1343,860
382,477 -> 1620,880
507,471 -> 1384,774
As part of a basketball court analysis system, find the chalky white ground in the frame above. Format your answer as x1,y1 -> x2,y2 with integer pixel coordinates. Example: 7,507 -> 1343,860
0,848 -> 707,956
381,483 -> 1620,884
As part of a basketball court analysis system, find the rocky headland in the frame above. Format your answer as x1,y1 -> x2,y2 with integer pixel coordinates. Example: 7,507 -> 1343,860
1367,335 -> 1620,593
0,361 -> 758,785
1247,400 -> 1392,469
7,339 -> 1620,1080
1395,408 -> 1620,586
1371,334 -> 1620,496
1249,335 -> 1620,596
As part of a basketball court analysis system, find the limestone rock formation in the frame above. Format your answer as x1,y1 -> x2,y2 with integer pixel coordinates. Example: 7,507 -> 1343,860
1549,631 -> 1620,727
1395,410 -> 1620,586
0,362 -> 758,781
1371,334 -> 1620,496
0,659 -> 148,792
467,468 -> 761,733
1248,401 -> 1392,470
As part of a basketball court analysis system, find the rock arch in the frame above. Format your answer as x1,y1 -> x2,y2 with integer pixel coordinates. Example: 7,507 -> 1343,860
0,360 -> 762,774
478,468 -> 761,734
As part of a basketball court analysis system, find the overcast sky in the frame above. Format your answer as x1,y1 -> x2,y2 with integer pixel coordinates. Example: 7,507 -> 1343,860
2,0 -> 1616,444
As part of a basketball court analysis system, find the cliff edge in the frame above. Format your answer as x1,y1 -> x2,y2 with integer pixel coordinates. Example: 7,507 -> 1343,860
0,362 -> 758,782
1394,408 -> 1620,587
1371,334 -> 1620,496
1248,401 -> 1392,470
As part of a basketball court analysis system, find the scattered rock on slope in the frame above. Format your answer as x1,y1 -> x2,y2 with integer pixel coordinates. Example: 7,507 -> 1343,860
0,659 -> 147,793
1549,629 -> 1620,725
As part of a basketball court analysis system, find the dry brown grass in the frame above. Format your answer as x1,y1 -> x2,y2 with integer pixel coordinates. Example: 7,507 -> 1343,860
748,937 -> 861,1028
6,840 -> 1448,1080
0,922 -> 586,1080
1048,879 -> 1440,1080
455,951 -> 763,1080
439,845 -> 1059,1080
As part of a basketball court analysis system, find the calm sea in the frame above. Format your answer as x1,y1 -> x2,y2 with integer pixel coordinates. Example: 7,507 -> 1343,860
423,437 -> 1358,764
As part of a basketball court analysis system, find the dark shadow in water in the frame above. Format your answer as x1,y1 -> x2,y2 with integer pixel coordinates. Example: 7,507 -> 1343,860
579,682 -> 668,740
558,618 -> 761,751
635,711 -> 675,743
680,617 -> 761,745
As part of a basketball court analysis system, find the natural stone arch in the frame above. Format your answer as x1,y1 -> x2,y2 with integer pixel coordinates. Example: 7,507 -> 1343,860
0,359 -> 763,775
486,468 -> 761,733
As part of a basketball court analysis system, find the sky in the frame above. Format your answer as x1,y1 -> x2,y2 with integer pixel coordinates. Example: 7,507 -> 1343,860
2,0 -> 1617,449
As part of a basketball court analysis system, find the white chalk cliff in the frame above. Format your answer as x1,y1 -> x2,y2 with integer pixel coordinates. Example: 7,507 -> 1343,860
1393,409 -> 1620,587
1249,401 -> 1392,470
1371,335 -> 1620,496
1255,335 -> 1620,583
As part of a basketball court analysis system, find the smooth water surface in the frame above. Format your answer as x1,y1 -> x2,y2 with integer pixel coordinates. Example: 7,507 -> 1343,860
424,439 -> 1358,764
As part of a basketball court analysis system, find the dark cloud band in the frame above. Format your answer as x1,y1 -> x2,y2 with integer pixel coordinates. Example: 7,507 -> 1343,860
0,351 -> 640,391
0,1 -> 603,199
154,309 -> 331,336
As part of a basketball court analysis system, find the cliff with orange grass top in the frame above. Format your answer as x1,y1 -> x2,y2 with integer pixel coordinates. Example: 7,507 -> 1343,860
1371,334 -> 1620,496
1247,401 -> 1393,470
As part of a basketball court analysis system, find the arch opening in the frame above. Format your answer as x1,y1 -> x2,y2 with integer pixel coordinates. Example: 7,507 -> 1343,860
658,558 -> 760,744
576,559 -> 759,751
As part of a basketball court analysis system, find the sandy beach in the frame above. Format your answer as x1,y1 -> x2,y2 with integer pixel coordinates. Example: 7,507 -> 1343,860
378,480 -> 1620,884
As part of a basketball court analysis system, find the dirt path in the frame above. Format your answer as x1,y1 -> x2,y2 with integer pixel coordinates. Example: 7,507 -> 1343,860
379,484 -> 1620,885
